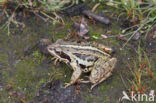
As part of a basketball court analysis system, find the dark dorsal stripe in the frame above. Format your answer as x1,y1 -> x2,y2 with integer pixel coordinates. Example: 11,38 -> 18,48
73,53 -> 98,62
55,50 -> 71,62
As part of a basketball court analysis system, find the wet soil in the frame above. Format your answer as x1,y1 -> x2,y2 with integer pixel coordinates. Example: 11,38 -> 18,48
31,80 -> 86,103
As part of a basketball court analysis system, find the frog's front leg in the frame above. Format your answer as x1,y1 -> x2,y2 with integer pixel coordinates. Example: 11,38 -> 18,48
64,62 -> 82,88
89,58 -> 117,89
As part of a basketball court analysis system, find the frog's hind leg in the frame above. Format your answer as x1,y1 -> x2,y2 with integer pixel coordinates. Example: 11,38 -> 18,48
90,72 -> 112,90
89,58 -> 117,90
64,62 -> 82,88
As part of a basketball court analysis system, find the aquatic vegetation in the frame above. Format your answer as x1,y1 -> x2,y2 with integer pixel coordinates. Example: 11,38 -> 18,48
0,0 -> 81,35
121,0 -> 156,47
127,46 -> 154,94
105,0 -> 156,47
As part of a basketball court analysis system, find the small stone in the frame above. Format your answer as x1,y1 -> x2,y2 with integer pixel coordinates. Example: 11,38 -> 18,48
132,32 -> 141,40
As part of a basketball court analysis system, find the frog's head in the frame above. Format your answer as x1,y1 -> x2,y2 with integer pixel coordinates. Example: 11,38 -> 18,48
47,42 -> 63,58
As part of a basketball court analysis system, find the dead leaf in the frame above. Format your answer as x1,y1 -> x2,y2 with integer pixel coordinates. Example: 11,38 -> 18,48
101,34 -> 108,39
117,35 -> 128,41
73,17 -> 89,37
8,91 -> 16,95
106,30 -> 112,34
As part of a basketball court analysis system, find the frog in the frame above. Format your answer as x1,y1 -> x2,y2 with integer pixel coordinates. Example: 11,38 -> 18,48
47,39 -> 117,89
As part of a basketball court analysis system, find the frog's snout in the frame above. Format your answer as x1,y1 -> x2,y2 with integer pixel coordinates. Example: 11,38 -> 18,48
110,47 -> 116,55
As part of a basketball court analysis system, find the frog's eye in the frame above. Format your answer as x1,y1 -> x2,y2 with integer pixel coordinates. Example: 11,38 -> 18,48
55,48 -> 62,52
49,47 -> 54,51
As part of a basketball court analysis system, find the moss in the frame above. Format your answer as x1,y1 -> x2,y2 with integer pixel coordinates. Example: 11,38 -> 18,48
32,50 -> 45,65
1,59 -> 41,100
83,94 -> 103,102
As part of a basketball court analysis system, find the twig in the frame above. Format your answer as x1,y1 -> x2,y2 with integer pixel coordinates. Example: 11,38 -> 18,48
40,11 -> 55,21
144,19 -> 156,39
33,11 -> 48,22
122,24 -> 143,48
92,3 -> 100,12
82,10 -> 110,24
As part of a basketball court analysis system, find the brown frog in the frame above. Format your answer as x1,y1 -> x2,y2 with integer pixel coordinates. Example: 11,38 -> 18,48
47,39 -> 117,89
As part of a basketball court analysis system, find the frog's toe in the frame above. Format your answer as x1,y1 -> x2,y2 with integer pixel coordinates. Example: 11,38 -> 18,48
64,82 -> 71,88
91,84 -> 97,90
78,79 -> 90,83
